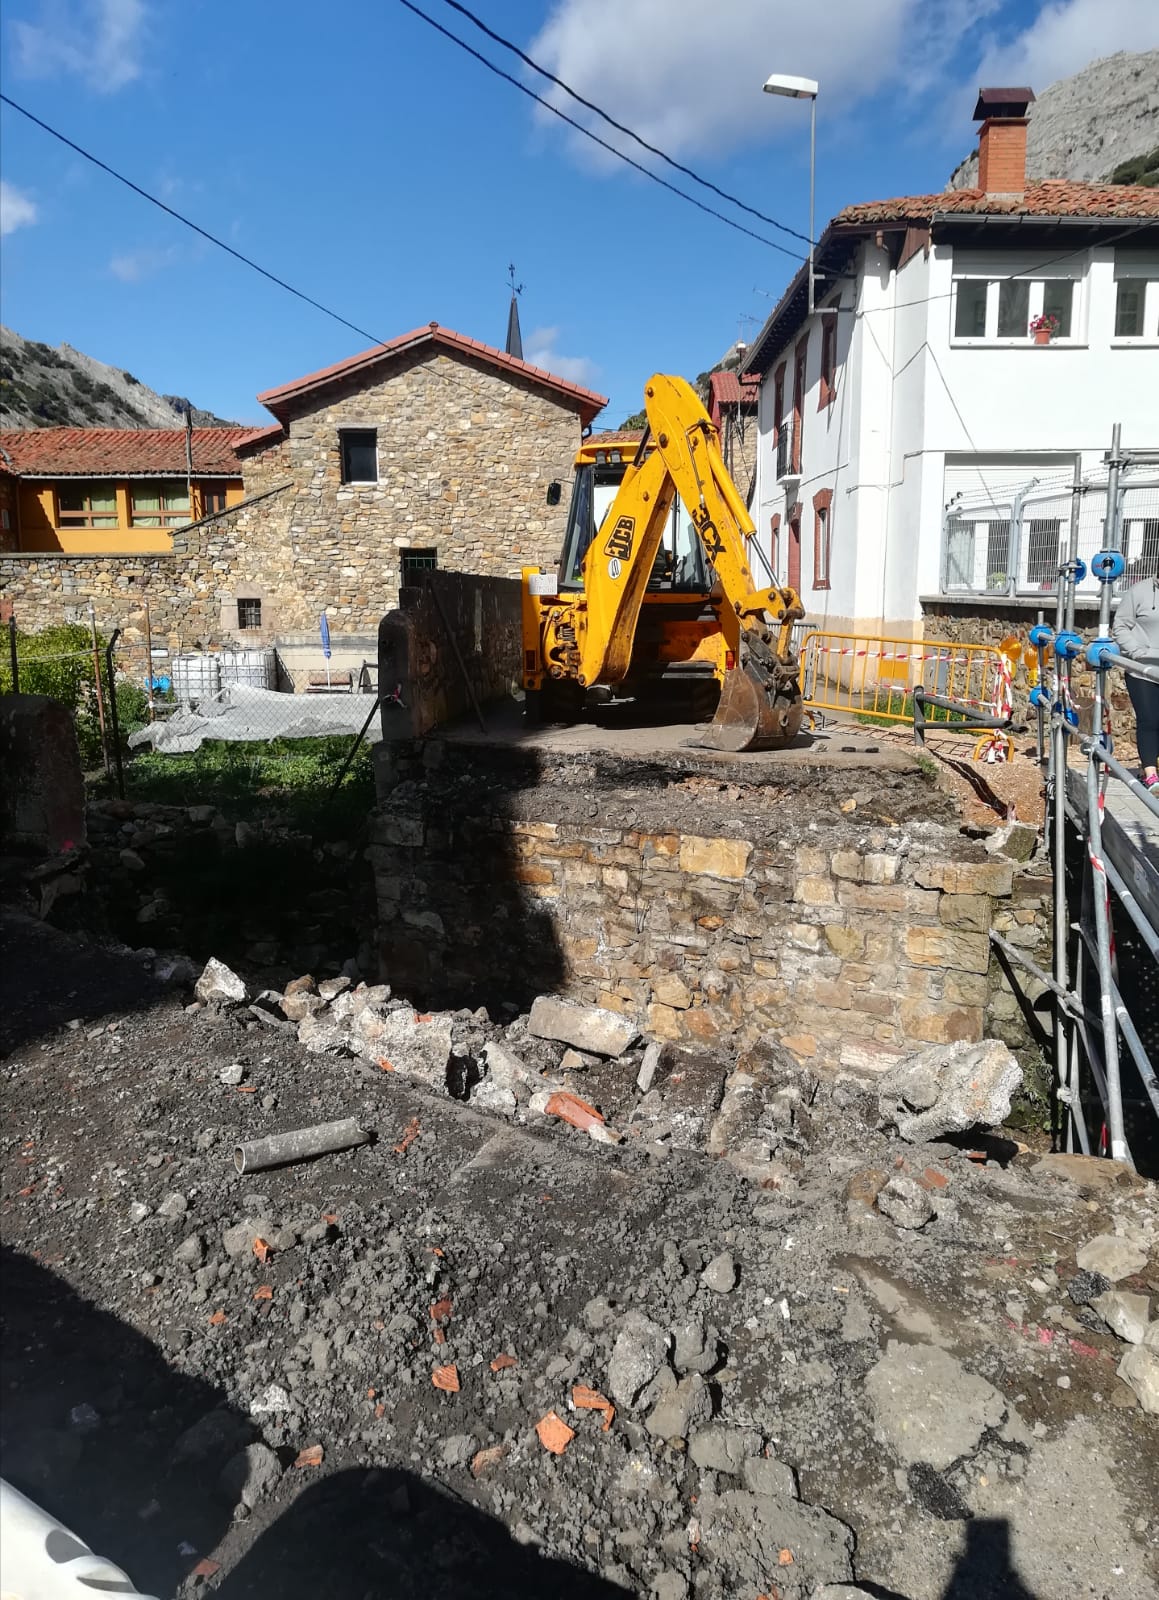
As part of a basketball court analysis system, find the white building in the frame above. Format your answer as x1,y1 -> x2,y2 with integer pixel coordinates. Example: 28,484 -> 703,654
743,89 -> 1159,637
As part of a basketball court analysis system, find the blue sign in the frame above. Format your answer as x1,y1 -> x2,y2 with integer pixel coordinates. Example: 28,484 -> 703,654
319,614 -> 332,659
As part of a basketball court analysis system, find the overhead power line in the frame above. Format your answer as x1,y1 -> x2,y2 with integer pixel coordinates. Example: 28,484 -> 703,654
0,90 -> 609,426
394,0 -> 805,263
0,93 -> 385,351
435,0 -> 813,247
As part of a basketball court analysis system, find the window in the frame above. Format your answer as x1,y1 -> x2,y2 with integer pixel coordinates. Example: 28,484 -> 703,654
954,280 -> 988,338
945,517 -> 974,589
401,547 -> 438,586
985,521 -> 1011,588
1026,518 -> 1061,586
952,263 -> 1082,343
791,339 -> 807,472
818,317 -> 837,408
202,485 -> 229,517
237,598 -> 262,630
813,490 -> 832,589
131,482 -> 191,528
57,482 -> 117,528
1115,279 -> 1158,338
340,429 -> 378,484
997,279 -> 1029,338
1125,519 -> 1159,581
770,513 -> 781,576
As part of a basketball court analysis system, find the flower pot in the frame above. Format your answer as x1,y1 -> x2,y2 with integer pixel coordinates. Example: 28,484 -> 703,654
1033,328 -> 1052,346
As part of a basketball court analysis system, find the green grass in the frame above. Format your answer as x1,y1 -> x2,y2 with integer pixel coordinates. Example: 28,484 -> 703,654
120,735 -> 376,833
853,691 -> 955,729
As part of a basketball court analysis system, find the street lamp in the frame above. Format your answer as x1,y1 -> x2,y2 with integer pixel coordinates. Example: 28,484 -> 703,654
763,73 -> 819,313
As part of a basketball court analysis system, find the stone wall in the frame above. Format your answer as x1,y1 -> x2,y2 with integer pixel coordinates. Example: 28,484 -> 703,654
378,569 -> 521,739
921,597 -> 1135,748
369,742 -> 1051,1076
0,345 -> 584,666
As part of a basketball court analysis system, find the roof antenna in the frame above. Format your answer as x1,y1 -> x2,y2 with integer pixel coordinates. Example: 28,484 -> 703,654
505,263 -> 524,361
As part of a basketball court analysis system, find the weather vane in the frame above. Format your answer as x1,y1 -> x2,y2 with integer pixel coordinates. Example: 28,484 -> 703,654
508,263 -> 524,298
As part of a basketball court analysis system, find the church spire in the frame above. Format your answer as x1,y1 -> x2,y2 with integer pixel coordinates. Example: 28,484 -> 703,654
505,263 -> 524,361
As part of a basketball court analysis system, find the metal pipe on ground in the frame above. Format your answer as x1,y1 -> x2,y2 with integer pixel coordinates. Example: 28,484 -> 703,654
234,1117 -> 371,1174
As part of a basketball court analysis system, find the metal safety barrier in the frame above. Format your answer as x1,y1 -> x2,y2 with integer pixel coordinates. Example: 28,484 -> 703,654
799,631 -> 1016,743
1011,424 -> 1159,1171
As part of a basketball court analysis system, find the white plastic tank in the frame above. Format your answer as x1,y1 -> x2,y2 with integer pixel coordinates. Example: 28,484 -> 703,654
0,1478 -> 161,1599
170,652 -> 222,707
218,649 -> 277,691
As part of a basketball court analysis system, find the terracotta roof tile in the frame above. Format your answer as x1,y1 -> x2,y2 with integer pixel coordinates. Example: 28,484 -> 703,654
0,427 -> 250,477
836,180 -> 1159,227
707,370 -> 759,407
257,323 -> 607,427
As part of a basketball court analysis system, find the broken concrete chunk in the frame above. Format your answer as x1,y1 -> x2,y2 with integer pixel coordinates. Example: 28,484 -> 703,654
469,1078 -> 517,1117
741,1455 -> 797,1499
645,1373 -> 710,1441
689,1424 -> 762,1475
864,1341 -> 1006,1469
528,995 -> 639,1058
297,1013 -> 351,1056
482,1039 -> 534,1090
219,1441 -> 282,1509
317,975 -> 351,1002
984,820 -> 1038,863
1117,1345 -> 1159,1413
701,1251 -> 737,1294
878,1040 -> 1022,1143
354,1007 -> 453,1089
877,1175 -> 936,1230
1074,1234 -> 1148,1283
607,1311 -> 669,1408
694,1490 -> 854,1589
222,1217 -> 275,1258
194,957 -> 248,1007
1092,1289 -> 1151,1344
637,1040 -> 665,1095
672,1318 -> 720,1377
281,991 -> 325,1023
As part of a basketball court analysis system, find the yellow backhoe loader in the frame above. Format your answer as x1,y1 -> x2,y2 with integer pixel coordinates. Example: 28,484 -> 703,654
521,374 -> 805,751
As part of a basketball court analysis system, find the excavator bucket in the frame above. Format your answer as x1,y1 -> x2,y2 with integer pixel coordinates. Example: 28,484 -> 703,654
691,662 -> 804,753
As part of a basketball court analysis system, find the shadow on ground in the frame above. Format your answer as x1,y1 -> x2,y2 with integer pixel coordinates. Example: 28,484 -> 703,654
0,1250 -> 623,1598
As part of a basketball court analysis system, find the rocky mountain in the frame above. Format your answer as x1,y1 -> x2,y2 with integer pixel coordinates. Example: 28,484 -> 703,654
0,326 -> 234,430
948,49 -> 1159,189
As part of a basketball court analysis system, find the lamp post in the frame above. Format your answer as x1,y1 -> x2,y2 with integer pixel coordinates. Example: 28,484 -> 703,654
763,73 -> 819,313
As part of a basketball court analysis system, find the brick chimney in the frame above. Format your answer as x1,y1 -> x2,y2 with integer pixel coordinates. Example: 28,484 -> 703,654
973,87 -> 1035,196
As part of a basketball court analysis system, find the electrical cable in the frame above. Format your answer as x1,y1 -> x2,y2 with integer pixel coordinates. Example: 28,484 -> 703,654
394,0 -> 805,262
435,0 -> 813,246
0,90 -> 617,429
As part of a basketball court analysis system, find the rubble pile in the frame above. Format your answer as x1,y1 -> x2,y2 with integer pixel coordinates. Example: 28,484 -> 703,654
1,930 -> 1157,1599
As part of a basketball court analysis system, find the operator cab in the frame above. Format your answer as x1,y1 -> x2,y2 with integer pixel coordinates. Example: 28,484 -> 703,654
555,439 -> 711,595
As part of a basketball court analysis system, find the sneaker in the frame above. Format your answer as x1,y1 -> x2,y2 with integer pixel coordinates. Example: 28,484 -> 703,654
1144,772 -> 1159,790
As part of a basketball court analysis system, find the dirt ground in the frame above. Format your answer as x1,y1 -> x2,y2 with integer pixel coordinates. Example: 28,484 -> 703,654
2,911 -> 1156,1600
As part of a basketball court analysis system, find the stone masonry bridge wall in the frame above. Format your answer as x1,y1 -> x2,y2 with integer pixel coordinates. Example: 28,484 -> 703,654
370,743 -> 1051,1079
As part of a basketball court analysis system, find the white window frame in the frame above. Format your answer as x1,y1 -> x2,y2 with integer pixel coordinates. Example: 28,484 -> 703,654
949,250 -> 1087,348
1110,252 -> 1159,346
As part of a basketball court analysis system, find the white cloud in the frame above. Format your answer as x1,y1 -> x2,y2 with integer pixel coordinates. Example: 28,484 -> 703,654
969,0 -> 1159,91
108,243 -> 179,282
525,325 -> 599,385
529,0 -> 992,162
12,0 -> 148,93
0,180 -> 39,236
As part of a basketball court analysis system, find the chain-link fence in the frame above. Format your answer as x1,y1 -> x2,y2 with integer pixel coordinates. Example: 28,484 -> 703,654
2,613 -> 381,810
941,463 -> 1159,600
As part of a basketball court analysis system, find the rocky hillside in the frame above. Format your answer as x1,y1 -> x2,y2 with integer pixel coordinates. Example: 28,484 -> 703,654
948,49 -> 1159,189
0,325 -> 233,429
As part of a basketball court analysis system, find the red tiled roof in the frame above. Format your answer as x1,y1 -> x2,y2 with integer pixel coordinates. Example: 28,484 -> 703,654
233,422 -> 286,453
256,323 -> 607,428
0,427 -> 250,477
588,429 -> 645,444
837,180 -> 1159,226
707,369 -> 759,407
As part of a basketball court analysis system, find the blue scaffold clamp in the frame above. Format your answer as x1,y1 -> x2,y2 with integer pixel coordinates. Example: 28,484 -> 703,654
1064,703 -> 1080,728
1086,637 -> 1120,668
1028,685 -> 1050,709
1091,549 -> 1126,582
1028,624 -> 1054,649
1068,557 -> 1088,583
1053,630 -> 1082,661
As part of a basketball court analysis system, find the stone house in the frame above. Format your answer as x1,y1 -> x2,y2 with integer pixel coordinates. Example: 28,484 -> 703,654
0,324 -> 607,680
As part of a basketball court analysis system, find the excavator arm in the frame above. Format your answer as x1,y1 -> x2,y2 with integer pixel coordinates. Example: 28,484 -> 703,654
539,373 -> 805,750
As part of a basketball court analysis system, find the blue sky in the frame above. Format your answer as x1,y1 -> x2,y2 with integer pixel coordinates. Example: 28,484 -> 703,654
1,0 -> 1156,427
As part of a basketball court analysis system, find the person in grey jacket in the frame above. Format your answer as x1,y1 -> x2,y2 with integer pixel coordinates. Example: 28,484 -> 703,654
1111,571 -> 1159,788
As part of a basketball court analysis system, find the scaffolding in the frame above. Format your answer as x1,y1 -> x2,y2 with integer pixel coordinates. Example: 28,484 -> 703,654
1012,427 -> 1159,1169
